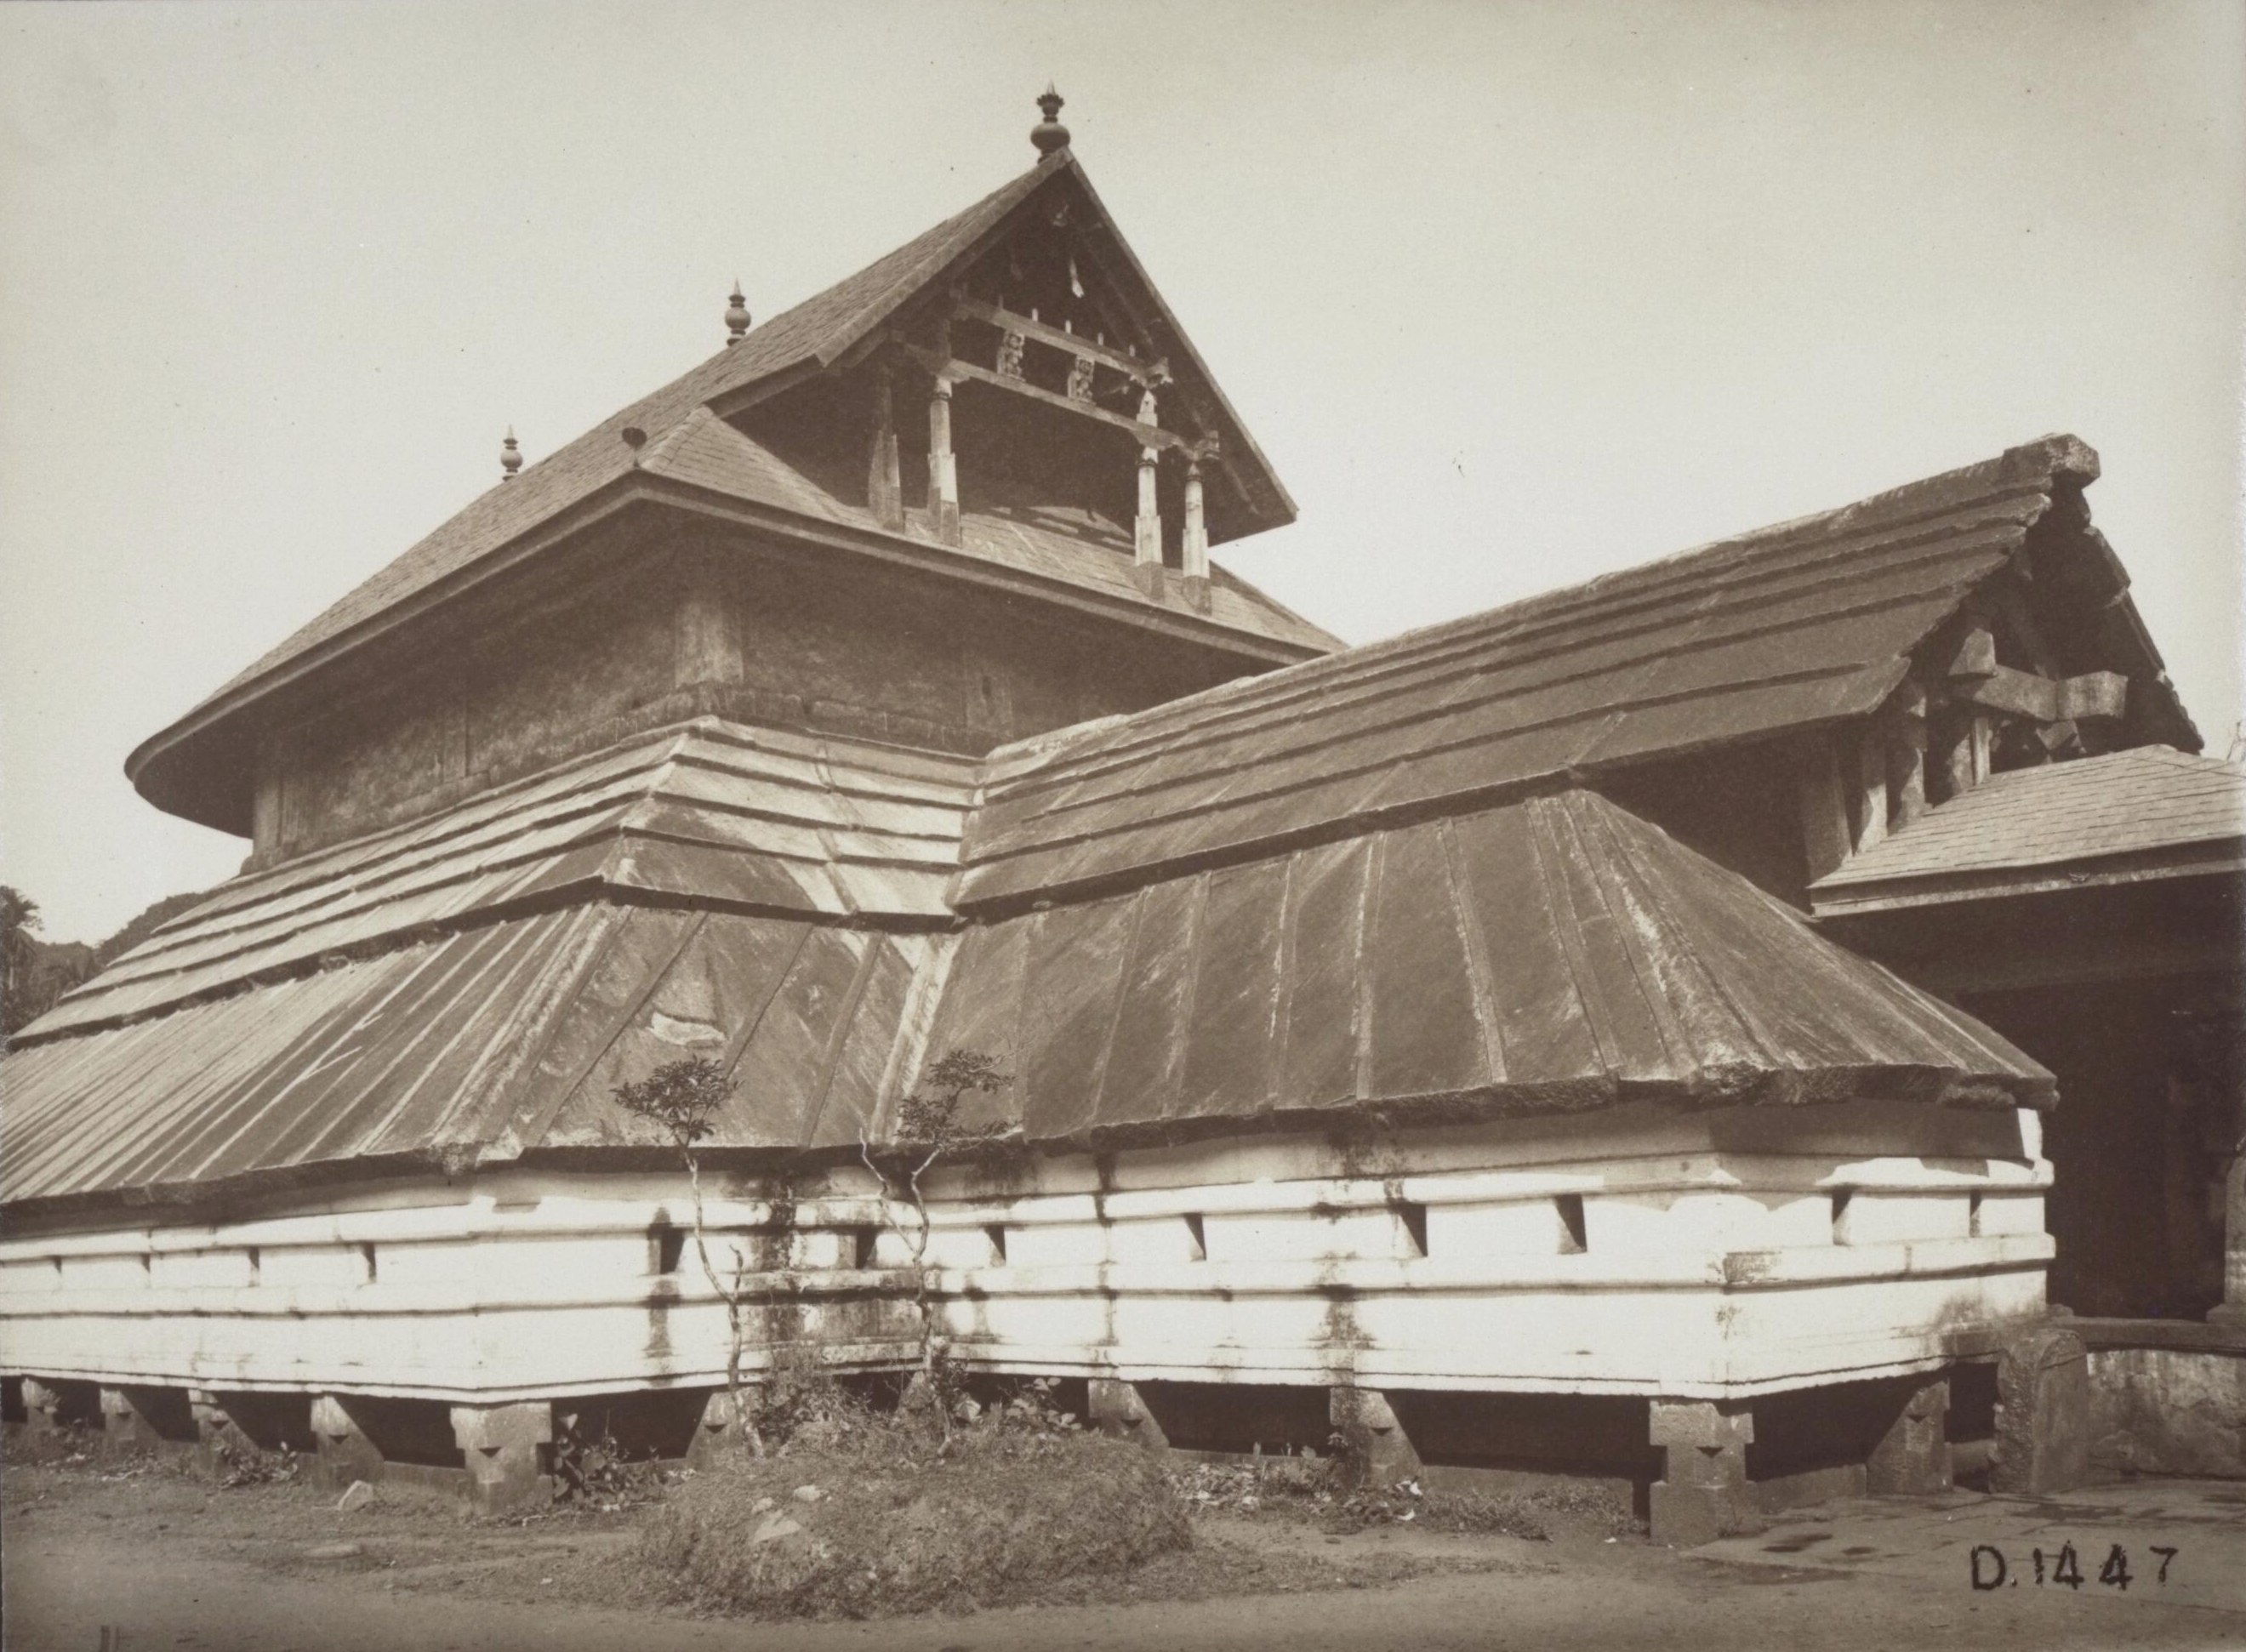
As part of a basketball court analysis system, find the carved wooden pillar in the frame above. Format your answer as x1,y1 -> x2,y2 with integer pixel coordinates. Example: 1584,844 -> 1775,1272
1182,457 -> 1209,579
1132,387 -> 1162,578
1887,684 -> 1929,829
927,377 -> 960,546
1852,726 -> 1890,855
869,362 -> 904,531
1799,733 -> 1850,886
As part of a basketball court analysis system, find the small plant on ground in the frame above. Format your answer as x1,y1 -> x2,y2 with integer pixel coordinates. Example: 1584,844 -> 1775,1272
613,1054 -> 766,1459
856,1047 -> 1013,1443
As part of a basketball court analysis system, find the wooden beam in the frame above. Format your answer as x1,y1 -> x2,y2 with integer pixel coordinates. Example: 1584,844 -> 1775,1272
952,298 -> 1166,386
901,344 -> 1191,453
1941,624 -> 1997,682
1930,710 -> 1991,802
1800,734 -> 1852,884
1949,664 -> 2128,725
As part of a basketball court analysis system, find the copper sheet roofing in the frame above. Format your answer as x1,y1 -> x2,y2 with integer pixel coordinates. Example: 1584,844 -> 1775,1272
2,904 -> 956,1209
24,721 -> 976,1044
916,789 -> 2050,1151
957,436 -> 2195,910
134,150 -> 1317,815
1810,746 -> 2246,914
2,778 -> 2050,1213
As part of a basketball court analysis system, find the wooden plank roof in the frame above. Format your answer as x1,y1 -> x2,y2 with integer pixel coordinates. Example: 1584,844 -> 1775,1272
22,720 -> 978,1045
914,789 -> 2049,1151
1810,746 -> 2245,915
955,436 -> 2186,911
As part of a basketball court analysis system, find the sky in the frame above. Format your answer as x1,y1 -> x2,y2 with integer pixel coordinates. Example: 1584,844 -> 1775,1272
2,0 -> 2241,944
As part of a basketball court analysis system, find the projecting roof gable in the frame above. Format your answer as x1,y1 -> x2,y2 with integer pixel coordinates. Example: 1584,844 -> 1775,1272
1810,744 -> 2245,914
956,436 -> 2199,909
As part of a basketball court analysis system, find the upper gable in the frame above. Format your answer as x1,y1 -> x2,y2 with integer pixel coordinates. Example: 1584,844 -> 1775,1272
125,107 -> 1328,842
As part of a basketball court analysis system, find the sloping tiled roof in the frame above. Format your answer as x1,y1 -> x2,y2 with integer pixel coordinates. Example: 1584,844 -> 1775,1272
914,789 -> 2051,1150
1810,746 -> 2245,914
158,149 -> 1319,755
197,159 -> 1067,710
956,436 -> 2186,909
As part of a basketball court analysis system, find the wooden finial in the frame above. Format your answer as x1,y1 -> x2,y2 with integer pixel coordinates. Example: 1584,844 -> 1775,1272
499,427 -> 522,481
725,281 -> 751,345
1031,83 -> 1070,157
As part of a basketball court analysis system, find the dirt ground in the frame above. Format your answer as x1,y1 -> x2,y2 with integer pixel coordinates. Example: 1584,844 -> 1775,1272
5,1450 -> 2245,1652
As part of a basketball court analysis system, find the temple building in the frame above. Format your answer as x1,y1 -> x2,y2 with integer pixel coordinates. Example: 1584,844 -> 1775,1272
4,91 -> 2238,1538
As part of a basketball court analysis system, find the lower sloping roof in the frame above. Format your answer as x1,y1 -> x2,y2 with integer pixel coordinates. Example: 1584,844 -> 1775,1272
9,671 -> 2064,1218
0,902 -> 955,1211
911,788 -> 2049,1148
1811,746 -> 2246,915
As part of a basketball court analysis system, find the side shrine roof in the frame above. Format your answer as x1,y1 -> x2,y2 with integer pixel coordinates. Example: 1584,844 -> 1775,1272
1810,745 -> 2246,915
955,436 -> 2198,910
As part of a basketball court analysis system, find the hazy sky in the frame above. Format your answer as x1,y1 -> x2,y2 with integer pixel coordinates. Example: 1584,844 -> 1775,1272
3,1 -> 2241,943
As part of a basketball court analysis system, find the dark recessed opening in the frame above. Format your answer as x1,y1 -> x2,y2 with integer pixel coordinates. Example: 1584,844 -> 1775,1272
1831,1190 -> 1854,1244
1395,1201 -> 1429,1258
653,1224 -> 687,1275
1556,1194 -> 1588,1254
360,1242 -> 379,1282
246,1247 -> 261,1284
1968,1191 -> 1984,1238
984,1224 -> 1008,1263
852,1226 -> 881,1269
1183,1213 -> 1207,1259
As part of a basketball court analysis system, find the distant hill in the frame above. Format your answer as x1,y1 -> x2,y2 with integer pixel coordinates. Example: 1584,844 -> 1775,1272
92,889 -> 214,969
3,886 -> 211,1035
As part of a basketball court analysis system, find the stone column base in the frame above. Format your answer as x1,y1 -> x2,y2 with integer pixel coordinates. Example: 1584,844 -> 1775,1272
1992,1325 -> 2089,1495
1649,1398 -> 1756,1547
1088,1379 -> 1168,1450
1331,1386 -> 1422,1484
309,1394 -> 385,1491
1867,1376 -> 1952,1495
451,1402 -> 555,1512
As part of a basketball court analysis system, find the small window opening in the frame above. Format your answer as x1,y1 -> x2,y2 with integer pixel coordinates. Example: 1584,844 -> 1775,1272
852,1226 -> 880,1269
1183,1213 -> 1207,1261
983,1224 -> 1009,1264
1555,1194 -> 1588,1255
359,1242 -> 379,1283
1394,1201 -> 1430,1258
1831,1190 -> 1854,1245
653,1223 -> 687,1275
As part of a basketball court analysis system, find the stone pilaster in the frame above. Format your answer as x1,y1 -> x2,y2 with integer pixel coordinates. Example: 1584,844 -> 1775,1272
19,1378 -> 71,1436
1649,1398 -> 1756,1547
450,1402 -> 555,1512
309,1394 -> 385,1491
98,1387 -> 166,1453
1331,1386 -> 1422,1484
1866,1376 -> 1952,1495
1088,1379 -> 1168,1450
1991,1325 -> 2089,1495
2211,1153 -> 2245,1328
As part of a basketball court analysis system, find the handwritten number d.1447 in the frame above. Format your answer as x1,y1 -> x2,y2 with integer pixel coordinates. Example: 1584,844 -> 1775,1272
1970,1546 -> 2008,1590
